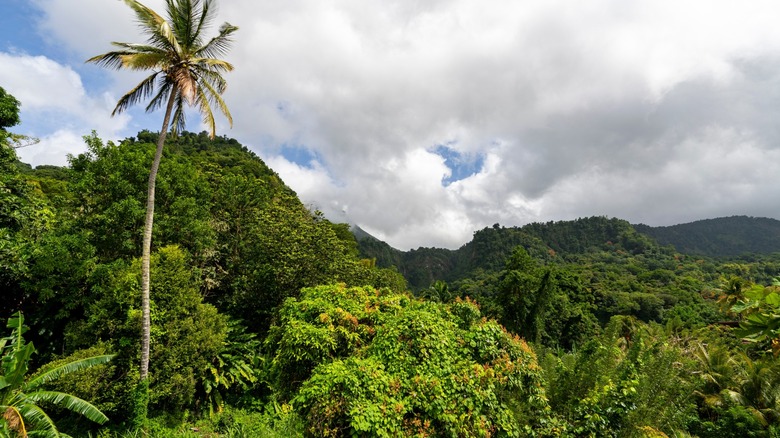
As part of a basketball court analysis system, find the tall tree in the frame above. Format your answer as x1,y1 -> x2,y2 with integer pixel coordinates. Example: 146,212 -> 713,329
86,0 -> 237,422
0,86 -> 38,150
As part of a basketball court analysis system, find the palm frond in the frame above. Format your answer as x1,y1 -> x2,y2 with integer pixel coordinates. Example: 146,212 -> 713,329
193,0 -> 217,46
169,0 -> 211,49
196,67 -> 229,94
125,0 -> 181,54
26,391 -> 109,424
123,0 -> 179,53
121,52 -> 169,71
174,0 -> 206,47
170,93 -> 188,135
25,355 -> 114,391
86,51 -> 132,70
196,22 -> 238,59
123,0 -> 166,30
195,86 -> 217,137
107,42 -> 164,53
193,57 -> 234,76
145,79 -> 175,113
114,73 -> 161,115
197,76 -> 232,130
166,0 -> 188,46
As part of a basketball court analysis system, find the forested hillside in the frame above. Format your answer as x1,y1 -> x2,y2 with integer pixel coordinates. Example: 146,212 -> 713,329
358,216 -> 780,291
5,126 -> 780,436
357,217 -> 672,291
635,216 -> 780,257
353,217 -> 780,436
1,129 -> 409,436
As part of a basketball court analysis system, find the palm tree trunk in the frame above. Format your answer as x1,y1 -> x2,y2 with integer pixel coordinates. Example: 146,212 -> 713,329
140,88 -> 178,382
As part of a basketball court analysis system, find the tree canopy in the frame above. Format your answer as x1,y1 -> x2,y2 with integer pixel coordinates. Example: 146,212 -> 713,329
4,125 -> 780,436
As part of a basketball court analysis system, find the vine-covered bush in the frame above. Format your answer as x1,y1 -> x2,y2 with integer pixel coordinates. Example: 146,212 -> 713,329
264,285 -> 550,437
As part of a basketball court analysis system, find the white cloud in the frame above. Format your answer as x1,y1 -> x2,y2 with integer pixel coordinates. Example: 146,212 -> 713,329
0,52 -> 129,164
11,0 -> 780,249
539,127 -> 780,225
0,53 -> 84,110
16,130 -> 87,167
31,0 -> 167,59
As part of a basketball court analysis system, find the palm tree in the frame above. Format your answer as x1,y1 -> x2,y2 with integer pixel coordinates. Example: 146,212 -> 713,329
86,0 -> 237,416
0,312 -> 113,436
692,341 -> 740,408
731,354 -> 780,427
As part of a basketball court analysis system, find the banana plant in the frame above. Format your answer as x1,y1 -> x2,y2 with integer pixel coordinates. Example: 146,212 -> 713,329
732,280 -> 780,355
0,312 -> 114,437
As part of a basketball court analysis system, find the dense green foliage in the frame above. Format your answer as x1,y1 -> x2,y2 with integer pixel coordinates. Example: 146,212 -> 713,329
0,87 -> 21,132
266,285 -> 548,437
0,126 -> 412,433
353,217 -> 780,436
4,83 -> 780,436
88,0 -> 240,424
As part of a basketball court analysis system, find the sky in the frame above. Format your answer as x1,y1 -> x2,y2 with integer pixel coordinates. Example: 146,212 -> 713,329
3,0 -> 780,250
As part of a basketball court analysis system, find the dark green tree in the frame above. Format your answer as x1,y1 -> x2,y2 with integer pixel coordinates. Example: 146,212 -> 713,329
0,87 -> 20,137
0,86 -> 38,149
0,90 -> 50,321
497,246 -> 600,348
64,245 -> 227,422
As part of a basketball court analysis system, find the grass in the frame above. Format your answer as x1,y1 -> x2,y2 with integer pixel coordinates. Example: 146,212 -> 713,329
86,405 -> 303,438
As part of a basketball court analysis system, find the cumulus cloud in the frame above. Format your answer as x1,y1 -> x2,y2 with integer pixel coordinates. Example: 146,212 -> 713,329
0,52 -> 129,165
18,130 -> 89,167
31,0 -> 162,58
10,0 -> 780,248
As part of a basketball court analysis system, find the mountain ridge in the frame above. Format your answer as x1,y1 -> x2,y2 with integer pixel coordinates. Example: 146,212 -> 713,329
355,215 -> 780,290
634,215 -> 780,257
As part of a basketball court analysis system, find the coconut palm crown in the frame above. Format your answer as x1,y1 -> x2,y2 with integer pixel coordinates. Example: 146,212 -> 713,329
87,0 -> 237,137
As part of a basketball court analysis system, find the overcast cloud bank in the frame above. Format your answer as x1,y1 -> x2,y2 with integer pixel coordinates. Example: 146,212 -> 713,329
3,0 -> 780,249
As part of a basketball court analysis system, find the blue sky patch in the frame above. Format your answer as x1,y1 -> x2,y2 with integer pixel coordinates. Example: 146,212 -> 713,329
431,144 -> 485,186
1,1 -> 44,55
281,144 -> 321,169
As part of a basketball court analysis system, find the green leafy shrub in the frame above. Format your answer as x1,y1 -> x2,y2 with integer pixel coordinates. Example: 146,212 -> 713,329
264,285 -> 550,437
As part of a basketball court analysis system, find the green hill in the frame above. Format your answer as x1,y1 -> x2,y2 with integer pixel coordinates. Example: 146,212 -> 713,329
356,217 -> 662,290
357,215 -> 780,290
634,216 -> 780,257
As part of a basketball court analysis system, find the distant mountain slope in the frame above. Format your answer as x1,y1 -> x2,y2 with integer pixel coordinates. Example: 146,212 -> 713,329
634,216 -> 780,257
356,215 -> 780,290
356,217 -> 658,290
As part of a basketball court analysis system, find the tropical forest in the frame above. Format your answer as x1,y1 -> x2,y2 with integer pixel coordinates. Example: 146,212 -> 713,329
4,1 -> 780,438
